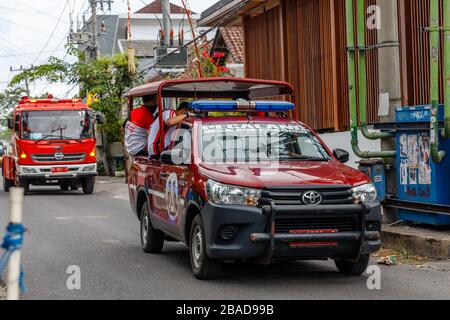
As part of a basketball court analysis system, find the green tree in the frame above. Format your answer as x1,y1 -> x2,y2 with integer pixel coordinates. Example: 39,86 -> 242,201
0,87 -> 27,140
8,47 -> 142,174
9,49 -> 141,142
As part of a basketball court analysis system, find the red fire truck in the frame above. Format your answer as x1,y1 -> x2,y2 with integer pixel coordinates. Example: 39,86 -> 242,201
2,96 -> 103,195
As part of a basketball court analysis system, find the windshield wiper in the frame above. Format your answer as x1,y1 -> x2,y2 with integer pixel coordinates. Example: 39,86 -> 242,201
280,155 -> 330,162
34,135 -> 79,144
34,134 -> 63,144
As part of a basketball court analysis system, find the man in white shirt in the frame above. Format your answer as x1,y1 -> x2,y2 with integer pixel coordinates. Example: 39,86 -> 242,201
148,102 -> 192,157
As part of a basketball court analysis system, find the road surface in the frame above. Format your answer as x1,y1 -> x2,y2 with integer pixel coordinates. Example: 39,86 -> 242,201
0,182 -> 449,300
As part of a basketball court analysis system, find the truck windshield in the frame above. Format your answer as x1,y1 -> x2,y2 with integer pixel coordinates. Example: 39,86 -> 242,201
201,122 -> 331,163
21,110 -> 94,141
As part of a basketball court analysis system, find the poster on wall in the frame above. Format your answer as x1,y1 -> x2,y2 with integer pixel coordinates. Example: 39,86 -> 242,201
400,134 -> 408,158
400,159 -> 408,185
409,168 -> 418,185
407,134 -> 419,169
418,133 -> 432,185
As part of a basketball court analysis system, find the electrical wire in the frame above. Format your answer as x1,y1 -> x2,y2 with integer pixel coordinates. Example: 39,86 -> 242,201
30,0 -> 70,65
13,0 -> 70,24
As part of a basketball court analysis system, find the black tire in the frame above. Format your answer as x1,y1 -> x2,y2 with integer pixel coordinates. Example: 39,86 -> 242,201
140,201 -> 164,253
189,215 -> 222,280
335,254 -> 370,276
17,178 -> 29,195
60,182 -> 69,191
81,177 -> 95,195
3,176 -> 13,192
69,183 -> 79,191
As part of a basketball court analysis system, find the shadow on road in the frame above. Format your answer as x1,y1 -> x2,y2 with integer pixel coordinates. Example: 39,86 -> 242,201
157,243 -> 359,284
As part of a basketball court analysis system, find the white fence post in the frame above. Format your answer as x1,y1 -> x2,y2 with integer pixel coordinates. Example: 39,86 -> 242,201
7,187 -> 24,301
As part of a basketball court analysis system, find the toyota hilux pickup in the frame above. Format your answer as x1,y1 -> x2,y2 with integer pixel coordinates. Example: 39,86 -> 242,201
127,78 -> 381,280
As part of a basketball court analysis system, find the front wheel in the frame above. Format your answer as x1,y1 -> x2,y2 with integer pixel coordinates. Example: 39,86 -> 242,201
81,177 -> 95,194
17,178 -> 29,195
3,176 -> 13,192
189,215 -> 222,280
335,254 -> 370,276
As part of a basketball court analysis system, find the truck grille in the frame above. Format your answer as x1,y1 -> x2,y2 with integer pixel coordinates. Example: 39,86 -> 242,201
275,217 -> 358,233
260,186 -> 354,206
31,153 -> 86,162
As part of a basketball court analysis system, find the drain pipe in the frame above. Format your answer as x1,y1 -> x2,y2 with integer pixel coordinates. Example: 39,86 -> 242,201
346,0 -> 396,159
430,0 -> 446,163
444,0 -> 450,139
356,0 -> 395,141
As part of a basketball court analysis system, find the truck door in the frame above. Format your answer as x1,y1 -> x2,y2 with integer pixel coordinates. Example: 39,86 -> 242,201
153,124 -> 192,238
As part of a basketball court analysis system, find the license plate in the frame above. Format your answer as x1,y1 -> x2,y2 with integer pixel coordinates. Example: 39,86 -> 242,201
289,229 -> 338,234
288,229 -> 339,248
51,167 -> 69,173
289,241 -> 338,248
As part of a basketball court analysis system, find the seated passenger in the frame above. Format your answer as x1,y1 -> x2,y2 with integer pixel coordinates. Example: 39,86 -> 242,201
148,102 -> 192,157
124,95 -> 157,156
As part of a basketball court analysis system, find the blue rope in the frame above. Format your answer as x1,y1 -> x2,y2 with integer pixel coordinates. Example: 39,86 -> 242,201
0,223 -> 27,292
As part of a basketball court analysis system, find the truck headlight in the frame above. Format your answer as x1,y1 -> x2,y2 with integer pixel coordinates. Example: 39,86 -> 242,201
352,183 -> 377,202
206,180 -> 261,206
22,167 -> 37,174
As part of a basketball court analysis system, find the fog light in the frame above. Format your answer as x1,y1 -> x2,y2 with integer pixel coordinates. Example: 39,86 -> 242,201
219,226 -> 236,242
22,167 -> 36,174
20,152 -> 27,159
367,222 -> 381,232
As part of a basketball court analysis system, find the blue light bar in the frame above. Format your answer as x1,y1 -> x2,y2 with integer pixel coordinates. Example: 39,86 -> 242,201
190,100 -> 295,112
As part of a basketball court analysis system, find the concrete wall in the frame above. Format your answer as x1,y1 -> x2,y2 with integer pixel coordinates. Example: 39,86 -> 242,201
319,130 -> 381,169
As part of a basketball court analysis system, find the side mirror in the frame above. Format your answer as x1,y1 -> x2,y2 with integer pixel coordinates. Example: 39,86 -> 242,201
7,118 -> 14,130
160,150 -> 176,165
95,113 -> 105,124
333,148 -> 350,164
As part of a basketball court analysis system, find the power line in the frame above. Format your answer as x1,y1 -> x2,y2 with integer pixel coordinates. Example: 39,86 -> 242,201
30,0 -> 70,65
0,49 -> 66,58
141,0 -> 248,73
0,16 -> 48,35
12,0 -> 70,24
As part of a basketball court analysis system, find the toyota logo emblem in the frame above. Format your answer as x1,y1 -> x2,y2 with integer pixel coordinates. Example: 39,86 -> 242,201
54,152 -> 65,161
302,191 -> 323,205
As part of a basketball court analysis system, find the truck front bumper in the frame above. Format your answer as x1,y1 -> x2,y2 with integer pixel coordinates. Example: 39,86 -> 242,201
17,163 -> 97,180
201,201 -> 382,262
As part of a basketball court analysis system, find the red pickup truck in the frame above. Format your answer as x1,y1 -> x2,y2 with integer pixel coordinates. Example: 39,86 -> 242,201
127,78 -> 381,280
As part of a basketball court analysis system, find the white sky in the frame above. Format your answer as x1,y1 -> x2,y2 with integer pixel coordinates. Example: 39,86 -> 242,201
0,0 -> 216,97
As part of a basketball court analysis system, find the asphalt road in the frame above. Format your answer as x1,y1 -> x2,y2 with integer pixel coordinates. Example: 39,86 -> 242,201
1,183 -> 450,300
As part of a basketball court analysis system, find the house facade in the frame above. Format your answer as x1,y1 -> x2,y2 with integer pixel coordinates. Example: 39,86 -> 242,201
80,0 -> 205,79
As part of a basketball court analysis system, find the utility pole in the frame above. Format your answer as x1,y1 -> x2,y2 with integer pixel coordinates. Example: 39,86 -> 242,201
10,66 -> 31,96
162,0 -> 171,47
69,1 -> 113,59
90,0 -> 99,59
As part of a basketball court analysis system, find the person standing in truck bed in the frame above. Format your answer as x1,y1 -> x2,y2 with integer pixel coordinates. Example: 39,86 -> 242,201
147,102 -> 192,157
124,95 -> 158,156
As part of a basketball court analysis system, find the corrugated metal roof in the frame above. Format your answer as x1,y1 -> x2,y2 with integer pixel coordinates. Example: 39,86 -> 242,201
118,39 -> 158,57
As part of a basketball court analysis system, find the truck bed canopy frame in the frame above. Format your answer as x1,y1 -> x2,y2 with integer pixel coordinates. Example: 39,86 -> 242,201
125,77 -> 296,155
125,77 -> 295,100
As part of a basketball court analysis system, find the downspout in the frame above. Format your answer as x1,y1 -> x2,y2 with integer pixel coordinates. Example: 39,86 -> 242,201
429,0 -> 446,163
444,0 -> 450,139
356,0 -> 395,140
346,0 -> 396,159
